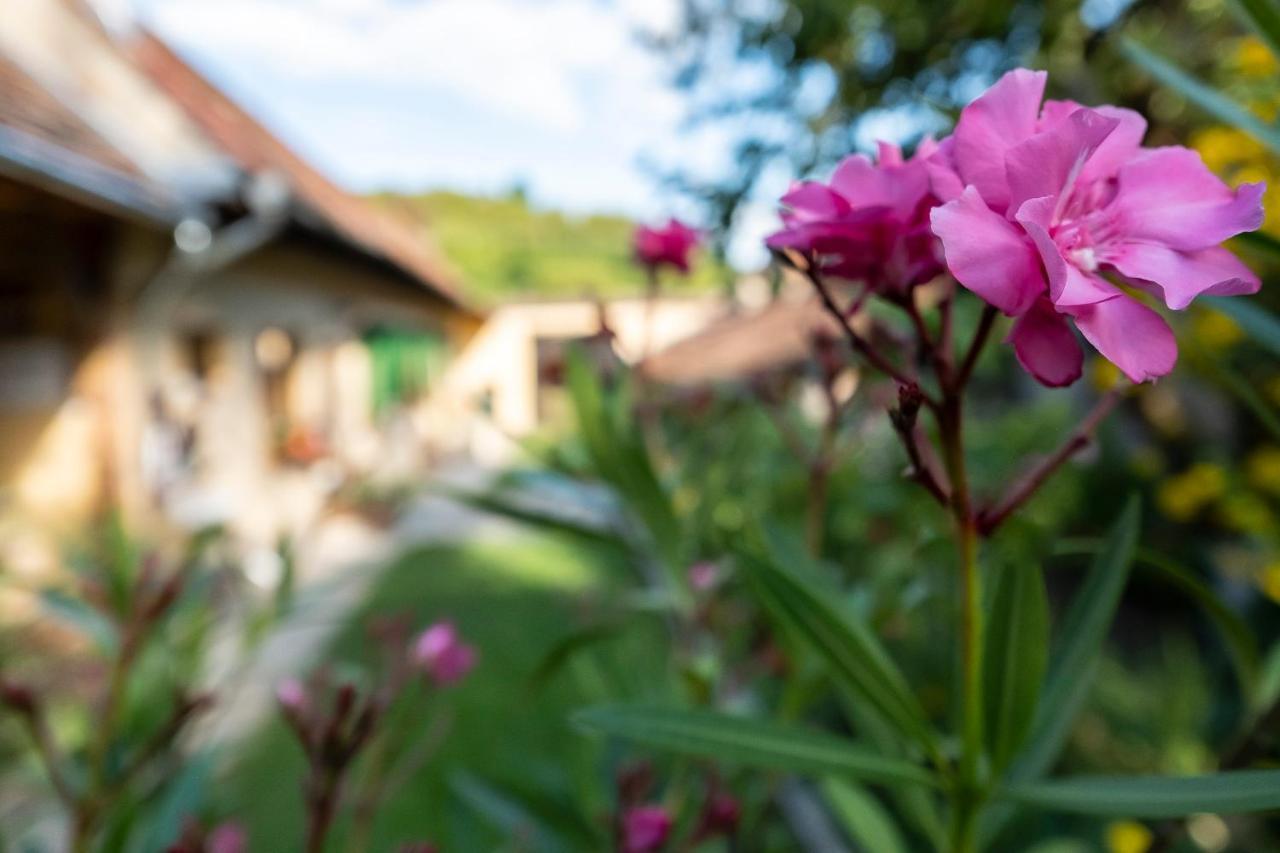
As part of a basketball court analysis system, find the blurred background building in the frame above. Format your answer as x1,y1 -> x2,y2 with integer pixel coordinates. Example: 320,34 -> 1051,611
0,0 -> 479,551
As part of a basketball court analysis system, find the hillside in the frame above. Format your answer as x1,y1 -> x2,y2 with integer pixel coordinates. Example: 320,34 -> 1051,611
372,189 -> 727,304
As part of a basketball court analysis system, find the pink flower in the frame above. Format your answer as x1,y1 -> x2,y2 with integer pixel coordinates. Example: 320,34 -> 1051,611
633,219 -> 700,274
621,805 -> 672,853
206,822 -> 247,853
766,141 -> 945,294
411,621 -> 477,686
275,678 -> 308,714
687,561 -> 721,592
929,68 -> 1264,386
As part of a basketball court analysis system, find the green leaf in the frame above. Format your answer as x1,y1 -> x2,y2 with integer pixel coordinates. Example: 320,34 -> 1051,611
1236,0 -> 1280,58
450,772 -> 570,852
1010,498 -> 1140,780
39,589 -> 118,655
1205,295 -> 1280,360
1054,540 -> 1259,699
1235,230 -> 1280,264
1195,351 -> 1280,443
744,546 -> 941,758
574,705 -> 940,788
1256,640 -> 1280,714
564,349 -> 683,574
821,777 -> 909,853
983,563 -> 1049,771
1001,769 -> 1280,817
1119,38 -> 1280,156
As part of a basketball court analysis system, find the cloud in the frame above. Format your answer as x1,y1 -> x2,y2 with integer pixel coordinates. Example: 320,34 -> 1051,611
136,0 -> 681,133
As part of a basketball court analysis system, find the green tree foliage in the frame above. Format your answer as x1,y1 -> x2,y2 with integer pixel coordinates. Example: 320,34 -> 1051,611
372,189 -> 727,304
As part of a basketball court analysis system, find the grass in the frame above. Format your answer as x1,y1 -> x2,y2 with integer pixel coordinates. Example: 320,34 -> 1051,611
217,532 -> 670,851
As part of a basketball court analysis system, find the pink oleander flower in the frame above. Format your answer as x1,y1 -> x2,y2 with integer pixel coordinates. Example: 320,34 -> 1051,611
633,219 -> 700,274
275,678 -> 308,714
766,141 -> 946,294
621,805 -> 672,853
928,68 -> 1264,386
687,560 -> 722,592
207,822 -> 248,853
411,621 -> 477,686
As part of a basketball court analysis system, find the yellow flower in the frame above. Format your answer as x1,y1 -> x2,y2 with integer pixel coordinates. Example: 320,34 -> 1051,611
1219,493 -> 1274,535
1260,562 -> 1280,603
1192,309 -> 1243,351
1106,819 -> 1153,853
1091,358 -> 1122,392
1157,463 -> 1227,521
1236,36 -> 1280,79
1247,447 -> 1280,495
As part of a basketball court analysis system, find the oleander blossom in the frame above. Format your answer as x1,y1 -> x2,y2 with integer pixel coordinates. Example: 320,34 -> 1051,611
411,621 -> 477,686
766,141 -> 946,294
621,806 -> 672,853
928,68 -> 1264,386
633,219 -> 700,274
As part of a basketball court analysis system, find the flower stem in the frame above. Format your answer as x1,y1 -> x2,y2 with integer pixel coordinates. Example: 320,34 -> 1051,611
939,393 -> 985,853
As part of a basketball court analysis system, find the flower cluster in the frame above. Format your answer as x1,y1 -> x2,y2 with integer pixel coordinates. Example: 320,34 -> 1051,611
767,140 -> 945,295
633,218 -> 700,275
768,68 -> 1266,387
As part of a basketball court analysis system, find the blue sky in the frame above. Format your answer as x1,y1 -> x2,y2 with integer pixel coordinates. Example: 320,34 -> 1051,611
104,0 -> 782,267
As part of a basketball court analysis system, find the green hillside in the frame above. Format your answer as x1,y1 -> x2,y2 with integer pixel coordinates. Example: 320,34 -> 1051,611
372,189 -> 727,304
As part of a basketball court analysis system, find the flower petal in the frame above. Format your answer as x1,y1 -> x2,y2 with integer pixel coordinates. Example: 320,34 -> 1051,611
930,186 -> 1044,315
779,182 -> 853,221
1008,297 -> 1084,387
1006,107 -> 1120,214
1071,293 -> 1177,383
1106,242 -> 1261,310
925,136 -> 965,203
831,154 -> 929,219
1113,146 -> 1265,250
1015,196 -> 1117,308
952,68 -> 1047,214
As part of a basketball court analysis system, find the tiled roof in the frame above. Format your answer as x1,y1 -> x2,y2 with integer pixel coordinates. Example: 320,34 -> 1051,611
128,32 -> 468,310
641,295 -> 841,386
0,52 -> 135,175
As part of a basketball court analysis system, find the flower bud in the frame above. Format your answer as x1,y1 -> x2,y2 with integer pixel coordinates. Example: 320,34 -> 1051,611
410,621 -> 477,686
621,806 -> 672,853
687,561 -> 721,593
207,822 -> 247,853
703,793 -> 740,835
275,678 -> 308,716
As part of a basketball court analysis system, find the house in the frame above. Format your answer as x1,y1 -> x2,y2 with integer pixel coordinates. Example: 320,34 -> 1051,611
435,294 -> 724,461
0,0 -> 478,559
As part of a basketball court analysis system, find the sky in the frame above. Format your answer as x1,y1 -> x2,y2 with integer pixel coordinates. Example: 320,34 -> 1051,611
104,0 -> 779,267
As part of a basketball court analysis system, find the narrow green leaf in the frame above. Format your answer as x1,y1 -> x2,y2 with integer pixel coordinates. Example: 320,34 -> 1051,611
574,705 -> 940,788
1236,0 -> 1280,58
1011,497 -> 1141,779
39,589 -> 119,655
1235,230 -> 1280,263
1256,640 -> 1280,714
821,777 -> 909,853
1001,769 -> 1280,817
745,547 -> 941,757
1196,352 -> 1280,443
983,563 -> 1049,771
564,349 -> 683,572
450,772 -> 570,852
1205,295 -> 1280,360
1054,540 -> 1259,699
1119,38 -> 1280,156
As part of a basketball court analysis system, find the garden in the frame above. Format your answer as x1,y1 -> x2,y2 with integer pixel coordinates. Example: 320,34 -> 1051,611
6,1 -> 1280,851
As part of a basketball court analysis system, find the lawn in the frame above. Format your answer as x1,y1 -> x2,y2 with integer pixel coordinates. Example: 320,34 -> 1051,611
218,531 -> 668,851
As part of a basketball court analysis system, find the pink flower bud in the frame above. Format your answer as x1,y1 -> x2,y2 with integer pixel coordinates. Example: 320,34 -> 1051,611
633,219 -> 700,274
207,822 -> 247,853
687,561 -> 721,593
411,621 -> 477,686
275,678 -> 308,714
703,793 -> 740,834
621,805 -> 672,853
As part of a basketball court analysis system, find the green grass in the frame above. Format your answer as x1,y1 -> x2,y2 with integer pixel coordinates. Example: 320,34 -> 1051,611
218,533 -> 670,851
